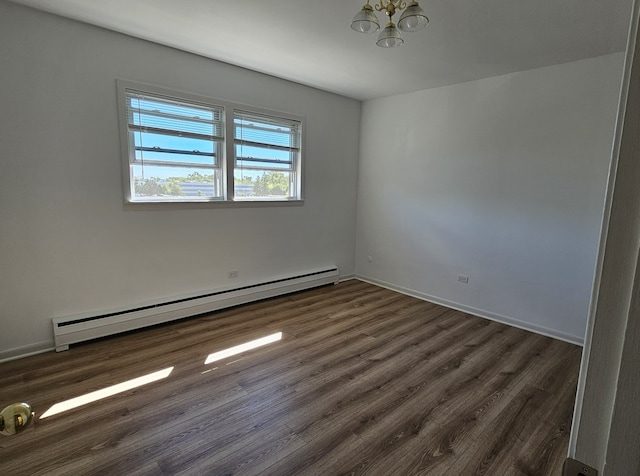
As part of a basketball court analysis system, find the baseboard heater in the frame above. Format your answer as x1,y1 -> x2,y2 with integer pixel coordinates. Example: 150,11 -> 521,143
52,266 -> 339,352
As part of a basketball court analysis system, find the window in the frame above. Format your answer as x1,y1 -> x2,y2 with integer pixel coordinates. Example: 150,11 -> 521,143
123,90 -> 224,201
234,111 -> 301,200
117,80 -> 303,203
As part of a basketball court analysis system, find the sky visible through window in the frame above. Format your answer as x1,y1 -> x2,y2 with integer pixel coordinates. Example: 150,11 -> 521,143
131,95 -> 218,180
132,98 -> 295,178
128,93 -> 298,199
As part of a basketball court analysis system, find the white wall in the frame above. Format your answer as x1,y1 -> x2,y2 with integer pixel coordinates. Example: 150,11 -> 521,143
0,2 -> 360,359
356,54 -> 624,343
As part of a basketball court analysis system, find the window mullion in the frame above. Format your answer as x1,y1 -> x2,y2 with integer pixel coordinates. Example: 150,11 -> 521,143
225,106 -> 235,201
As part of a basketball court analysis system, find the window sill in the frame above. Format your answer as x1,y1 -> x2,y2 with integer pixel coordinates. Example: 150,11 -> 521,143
123,199 -> 304,211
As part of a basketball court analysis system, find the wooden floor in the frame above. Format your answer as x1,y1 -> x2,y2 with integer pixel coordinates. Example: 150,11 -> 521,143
0,280 -> 581,475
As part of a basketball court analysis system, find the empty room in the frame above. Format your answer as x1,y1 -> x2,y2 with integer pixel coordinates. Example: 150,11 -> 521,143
1,0 -> 639,475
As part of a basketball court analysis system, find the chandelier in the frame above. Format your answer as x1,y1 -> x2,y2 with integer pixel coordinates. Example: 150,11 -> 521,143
351,0 -> 429,48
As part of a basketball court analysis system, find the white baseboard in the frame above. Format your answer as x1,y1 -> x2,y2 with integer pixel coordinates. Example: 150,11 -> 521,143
356,275 -> 584,346
1,272 -> 582,363
52,267 -> 340,352
0,341 -> 55,363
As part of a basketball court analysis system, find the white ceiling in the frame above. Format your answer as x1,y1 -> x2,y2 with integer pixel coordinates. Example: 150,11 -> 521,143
9,0 -> 633,100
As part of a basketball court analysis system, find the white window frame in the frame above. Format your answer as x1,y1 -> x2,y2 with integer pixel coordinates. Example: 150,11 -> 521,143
116,80 -> 304,204
233,109 -> 302,201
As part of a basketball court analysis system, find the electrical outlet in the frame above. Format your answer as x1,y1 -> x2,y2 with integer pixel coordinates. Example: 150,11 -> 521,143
457,274 -> 469,283
562,458 -> 598,476
227,270 -> 239,278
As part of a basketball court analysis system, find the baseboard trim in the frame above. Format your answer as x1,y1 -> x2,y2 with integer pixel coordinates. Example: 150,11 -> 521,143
52,267 -> 340,352
0,341 -> 55,363
2,273 -> 582,362
356,275 -> 584,346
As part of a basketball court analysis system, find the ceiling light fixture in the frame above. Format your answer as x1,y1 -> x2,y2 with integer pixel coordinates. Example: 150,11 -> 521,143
351,0 -> 429,48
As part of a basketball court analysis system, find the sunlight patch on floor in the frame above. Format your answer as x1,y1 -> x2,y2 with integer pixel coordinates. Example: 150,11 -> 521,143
204,332 -> 282,365
39,367 -> 174,419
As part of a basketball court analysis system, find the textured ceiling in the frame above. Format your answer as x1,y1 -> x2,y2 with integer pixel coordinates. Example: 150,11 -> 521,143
8,0 -> 634,100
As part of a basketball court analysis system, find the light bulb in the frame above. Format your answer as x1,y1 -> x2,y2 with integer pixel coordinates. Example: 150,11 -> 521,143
404,16 -> 420,30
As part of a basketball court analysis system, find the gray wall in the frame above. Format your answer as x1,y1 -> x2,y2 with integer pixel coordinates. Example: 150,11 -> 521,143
355,54 -> 624,343
0,2 -> 361,359
0,0 -> 626,359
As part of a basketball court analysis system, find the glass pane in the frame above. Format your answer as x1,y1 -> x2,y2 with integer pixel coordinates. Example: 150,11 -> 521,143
129,94 -> 223,139
235,144 -> 292,169
132,164 -> 221,199
233,170 -> 293,199
234,114 -> 299,148
134,132 -> 217,166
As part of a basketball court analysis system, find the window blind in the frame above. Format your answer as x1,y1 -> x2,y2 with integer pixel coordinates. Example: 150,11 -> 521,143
126,91 -> 224,142
234,111 -> 300,168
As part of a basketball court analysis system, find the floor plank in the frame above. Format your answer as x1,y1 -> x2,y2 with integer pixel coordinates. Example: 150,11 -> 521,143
0,280 -> 581,475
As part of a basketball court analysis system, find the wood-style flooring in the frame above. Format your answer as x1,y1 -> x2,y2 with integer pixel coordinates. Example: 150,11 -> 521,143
0,280 -> 581,475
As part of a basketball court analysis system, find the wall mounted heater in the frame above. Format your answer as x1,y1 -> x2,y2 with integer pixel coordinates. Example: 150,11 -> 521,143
52,266 -> 339,352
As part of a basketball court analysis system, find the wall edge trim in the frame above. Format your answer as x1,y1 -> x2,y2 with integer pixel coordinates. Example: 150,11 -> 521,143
0,342 -> 55,364
356,275 -> 584,346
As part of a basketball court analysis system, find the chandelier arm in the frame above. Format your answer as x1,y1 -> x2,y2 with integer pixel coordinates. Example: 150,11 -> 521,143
374,0 -> 407,17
